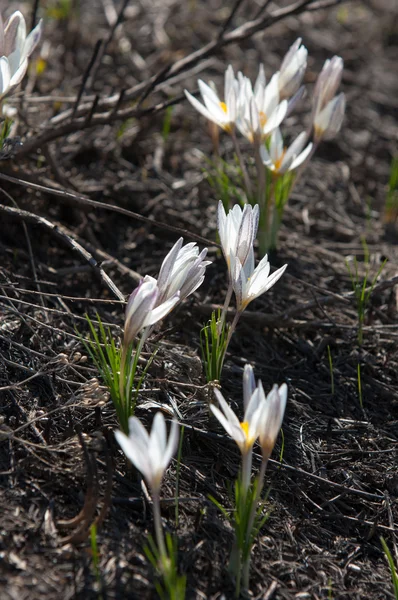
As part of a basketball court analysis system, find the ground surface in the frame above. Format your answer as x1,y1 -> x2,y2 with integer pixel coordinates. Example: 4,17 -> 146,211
0,0 -> 397,599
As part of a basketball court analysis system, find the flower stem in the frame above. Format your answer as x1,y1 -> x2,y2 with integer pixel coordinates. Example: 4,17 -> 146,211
254,141 -> 266,210
241,457 -> 268,591
224,309 -> 241,351
119,344 -> 128,431
220,282 -> 233,329
231,130 -> 253,201
152,490 -> 167,560
241,449 -> 253,499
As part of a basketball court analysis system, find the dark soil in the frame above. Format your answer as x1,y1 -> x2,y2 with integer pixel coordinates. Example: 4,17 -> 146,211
1,1 -> 397,599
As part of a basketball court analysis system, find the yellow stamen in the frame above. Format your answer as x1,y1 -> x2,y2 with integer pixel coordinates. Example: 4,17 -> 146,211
259,111 -> 267,128
274,148 -> 287,173
219,101 -> 228,113
240,421 -> 250,437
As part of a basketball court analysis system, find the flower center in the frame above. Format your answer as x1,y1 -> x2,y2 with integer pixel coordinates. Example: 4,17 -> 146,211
240,421 -> 250,438
259,111 -> 267,128
274,148 -> 287,172
219,101 -> 228,113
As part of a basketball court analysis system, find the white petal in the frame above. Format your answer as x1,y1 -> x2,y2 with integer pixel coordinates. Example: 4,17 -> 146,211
282,131 -> 307,168
243,365 -> 256,411
288,142 -> 312,171
115,429 -> 152,483
0,57 -> 11,96
270,128 -> 283,164
185,90 -> 222,128
22,20 -> 42,61
157,238 -> 183,296
128,416 -> 150,445
210,404 -> 245,446
262,100 -> 288,136
143,293 -> 180,327
260,144 -> 273,168
249,263 -> 287,301
198,79 -> 221,106
224,65 -> 235,108
214,388 -> 241,430
151,412 -> 167,455
4,11 -> 26,56
232,257 -> 245,310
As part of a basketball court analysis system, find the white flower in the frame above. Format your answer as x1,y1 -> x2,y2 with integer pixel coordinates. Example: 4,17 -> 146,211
258,383 -> 287,460
312,56 -> 345,142
211,381 -> 264,456
124,275 -> 180,345
278,38 -> 307,100
0,11 -> 42,99
243,363 -> 256,412
115,413 -> 179,494
314,92 -> 345,142
184,65 -> 238,133
217,201 -> 259,282
157,237 -> 211,304
232,253 -> 287,312
260,128 -> 312,175
237,68 -> 288,143
212,365 -> 287,461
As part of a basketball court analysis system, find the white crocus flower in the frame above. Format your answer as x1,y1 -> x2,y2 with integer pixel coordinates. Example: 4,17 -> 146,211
314,92 -> 345,142
211,384 -> 264,457
211,364 -> 267,492
115,412 -> 179,494
184,65 -> 238,133
233,253 -> 287,313
217,201 -> 259,283
258,382 -> 287,461
124,275 -> 180,346
0,11 -> 42,99
237,68 -> 288,143
157,237 -> 211,304
243,363 -> 256,412
278,38 -> 307,100
312,56 -> 345,142
260,128 -> 313,175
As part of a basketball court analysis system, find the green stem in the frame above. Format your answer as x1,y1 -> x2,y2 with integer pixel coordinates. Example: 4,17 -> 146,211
254,141 -> 266,211
242,457 -> 268,592
119,344 -> 128,432
220,282 -> 233,329
219,309 -> 241,373
257,174 -> 276,255
231,129 -> 253,201
241,449 -> 253,499
152,490 -> 167,560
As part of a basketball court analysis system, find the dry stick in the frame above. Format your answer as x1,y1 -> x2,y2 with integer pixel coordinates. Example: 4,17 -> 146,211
87,0 -> 130,88
0,203 -> 125,302
0,285 -> 125,305
0,171 -> 217,247
14,0 -> 342,157
217,0 -> 247,40
72,39 -> 103,119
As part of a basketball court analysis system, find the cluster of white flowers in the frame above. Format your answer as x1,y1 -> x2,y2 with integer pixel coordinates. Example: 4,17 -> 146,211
218,200 -> 287,312
123,237 -> 211,345
185,38 -> 345,172
0,11 -> 42,100
117,364 -> 286,497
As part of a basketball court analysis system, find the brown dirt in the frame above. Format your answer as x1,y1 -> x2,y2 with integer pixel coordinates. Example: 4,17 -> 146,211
0,1 -> 397,599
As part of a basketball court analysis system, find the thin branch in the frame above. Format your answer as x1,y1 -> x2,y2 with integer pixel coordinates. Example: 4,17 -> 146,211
0,203 -> 125,301
13,0 -> 342,157
0,172 -> 217,247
